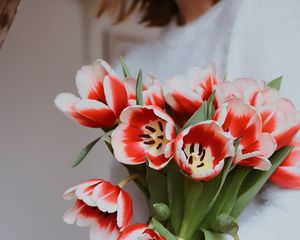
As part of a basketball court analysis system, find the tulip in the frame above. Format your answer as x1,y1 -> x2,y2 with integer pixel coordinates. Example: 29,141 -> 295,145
111,106 -> 176,170
63,179 -> 133,240
270,138 -> 300,189
124,74 -> 165,108
164,65 -> 218,117
55,60 -> 128,128
173,120 -> 234,181
252,88 -> 300,149
213,98 -> 277,170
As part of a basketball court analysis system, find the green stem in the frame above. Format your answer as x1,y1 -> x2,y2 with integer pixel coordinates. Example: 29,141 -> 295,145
118,173 -> 141,188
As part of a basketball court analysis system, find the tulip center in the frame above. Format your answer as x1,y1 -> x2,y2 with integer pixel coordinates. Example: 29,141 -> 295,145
183,143 -> 213,171
140,120 -> 167,154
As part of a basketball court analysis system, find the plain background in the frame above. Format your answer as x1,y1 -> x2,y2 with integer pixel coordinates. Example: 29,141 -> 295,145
0,0 -> 159,239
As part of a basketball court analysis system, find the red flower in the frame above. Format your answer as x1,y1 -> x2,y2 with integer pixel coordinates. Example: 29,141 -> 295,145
215,78 -> 266,107
124,74 -> 165,108
118,224 -> 165,240
252,88 -> 300,149
213,98 -> 277,170
164,65 -> 218,116
111,106 -> 176,170
270,138 -> 300,189
55,60 -> 128,128
63,179 -> 133,240
173,121 -> 234,181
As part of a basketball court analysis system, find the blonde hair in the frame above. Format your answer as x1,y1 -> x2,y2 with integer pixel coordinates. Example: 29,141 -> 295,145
96,0 -> 180,27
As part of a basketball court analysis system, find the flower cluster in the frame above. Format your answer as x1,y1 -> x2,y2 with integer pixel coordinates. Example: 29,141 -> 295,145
56,60 -> 300,239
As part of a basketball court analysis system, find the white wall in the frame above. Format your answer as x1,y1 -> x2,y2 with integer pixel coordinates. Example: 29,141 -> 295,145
0,0 -> 159,239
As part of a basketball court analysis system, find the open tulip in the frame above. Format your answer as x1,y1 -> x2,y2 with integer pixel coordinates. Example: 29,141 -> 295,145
252,88 -> 300,149
124,74 -> 165,108
55,59 -> 128,128
63,178 -> 133,240
213,98 -> 277,170
164,65 -> 218,117
111,105 -> 176,170
173,120 -> 234,181
270,138 -> 300,189
118,224 -> 165,240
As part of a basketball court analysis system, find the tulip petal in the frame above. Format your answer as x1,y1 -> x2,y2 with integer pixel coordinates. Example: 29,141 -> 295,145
118,224 -> 147,240
143,84 -> 165,108
164,75 -> 202,114
63,178 -> 102,200
75,99 -> 117,128
55,93 -> 103,127
104,75 -> 128,117
63,200 -> 98,227
90,213 -> 120,240
91,181 -> 120,213
117,190 -> 133,230
270,139 -> 300,189
74,179 -> 103,207
75,64 -> 106,101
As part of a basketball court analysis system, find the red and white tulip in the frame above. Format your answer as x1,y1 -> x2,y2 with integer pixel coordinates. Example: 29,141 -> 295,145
173,121 -> 235,181
124,74 -> 165,108
55,60 -> 128,128
252,88 -> 300,149
215,78 -> 266,107
111,106 -> 176,170
213,98 -> 277,170
63,178 -> 133,240
118,224 -> 165,240
270,138 -> 300,189
164,65 -> 218,117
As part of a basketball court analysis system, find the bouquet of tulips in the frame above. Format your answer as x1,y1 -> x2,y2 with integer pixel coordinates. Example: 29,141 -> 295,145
55,58 -> 300,240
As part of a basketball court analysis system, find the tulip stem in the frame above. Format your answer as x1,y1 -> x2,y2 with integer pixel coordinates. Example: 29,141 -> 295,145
118,173 -> 141,188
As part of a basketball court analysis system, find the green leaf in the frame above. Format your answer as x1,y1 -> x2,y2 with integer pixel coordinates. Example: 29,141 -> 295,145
202,229 -> 233,240
181,91 -> 216,131
267,76 -> 283,90
210,214 -> 239,237
220,167 -> 251,214
181,101 -> 208,131
72,137 -> 101,167
207,90 -> 216,119
167,161 -> 185,234
231,146 -> 293,217
150,218 -> 177,240
202,167 -> 250,228
120,56 -> 131,77
136,70 -> 143,105
147,165 -> 168,207
152,203 -> 171,221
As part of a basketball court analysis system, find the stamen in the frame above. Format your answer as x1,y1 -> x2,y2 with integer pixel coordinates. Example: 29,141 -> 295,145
198,144 -> 203,155
156,143 -> 162,150
143,140 -> 155,145
157,135 -> 164,140
190,143 -> 195,153
139,134 -> 151,138
197,163 -> 205,168
145,126 -> 156,133
200,149 -> 206,161
188,156 -> 193,164
158,121 -> 164,131
184,150 -> 188,159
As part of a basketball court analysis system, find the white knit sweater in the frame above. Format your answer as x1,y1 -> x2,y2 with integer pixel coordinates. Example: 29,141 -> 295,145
116,0 -> 300,239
